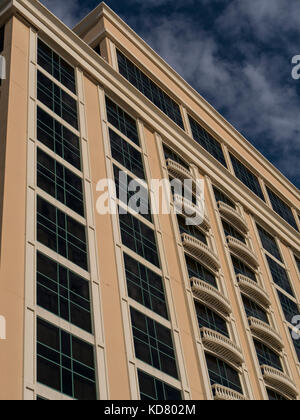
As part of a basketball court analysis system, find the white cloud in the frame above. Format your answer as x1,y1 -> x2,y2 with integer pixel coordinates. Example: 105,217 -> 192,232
40,0 -> 89,27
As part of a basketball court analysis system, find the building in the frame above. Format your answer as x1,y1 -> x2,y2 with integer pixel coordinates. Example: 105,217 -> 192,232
0,0 -> 300,401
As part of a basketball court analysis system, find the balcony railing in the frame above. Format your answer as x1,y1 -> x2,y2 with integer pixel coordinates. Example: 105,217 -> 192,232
191,277 -> 231,316
200,327 -> 244,366
166,159 -> 195,189
227,236 -> 259,268
237,274 -> 271,308
212,384 -> 248,401
182,233 -> 220,273
173,194 -> 210,231
248,317 -> 283,351
261,365 -> 298,400
218,201 -> 248,234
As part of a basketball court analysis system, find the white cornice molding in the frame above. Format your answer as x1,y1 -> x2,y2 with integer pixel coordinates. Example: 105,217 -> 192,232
4,0 -> 300,249
73,2 -> 300,203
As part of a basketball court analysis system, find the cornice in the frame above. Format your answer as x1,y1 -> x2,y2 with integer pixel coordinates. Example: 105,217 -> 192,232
2,0 -> 300,250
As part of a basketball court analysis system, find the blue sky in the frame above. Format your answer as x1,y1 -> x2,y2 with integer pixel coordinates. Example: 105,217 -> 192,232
41,0 -> 300,189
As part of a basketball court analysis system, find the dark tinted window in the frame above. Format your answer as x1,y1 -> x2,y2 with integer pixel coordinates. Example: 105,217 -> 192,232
106,97 -> 139,145
37,148 -> 84,216
37,71 -> 78,129
37,196 -> 88,270
206,354 -> 242,394
295,255 -> 300,275
267,389 -> 288,401
37,107 -> 81,170
163,145 -> 189,170
277,291 -> 300,323
231,256 -> 256,282
230,154 -> 265,201
38,39 -> 76,93
267,187 -> 298,231
223,220 -> 245,243
177,215 -> 207,245
242,295 -> 269,324
117,51 -> 184,130
213,186 -> 235,209
119,211 -> 160,267
254,339 -> 282,371
138,370 -> 181,400
37,318 -> 96,400
195,302 -> 229,337
186,255 -> 217,288
124,253 -> 168,319
0,25 -> 4,53
130,308 -> 178,378
267,256 -> 293,296
189,116 -> 227,167
37,252 -> 92,332
257,225 -> 282,262
109,129 -> 145,179
290,329 -> 300,363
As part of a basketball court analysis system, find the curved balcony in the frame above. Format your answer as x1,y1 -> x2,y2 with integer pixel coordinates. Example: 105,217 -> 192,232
261,365 -> 298,400
248,317 -> 283,352
173,194 -> 210,231
212,384 -> 248,401
181,233 -> 220,273
166,159 -> 195,188
218,202 -> 249,234
200,327 -> 244,366
237,274 -> 271,308
191,277 -> 231,316
227,236 -> 259,268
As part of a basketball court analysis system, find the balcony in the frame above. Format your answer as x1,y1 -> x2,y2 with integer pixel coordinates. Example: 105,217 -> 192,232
261,365 -> 298,400
181,233 -> 220,273
218,202 -> 249,234
237,274 -> 271,308
227,236 -> 259,268
173,194 -> 210,231
248,317 -> 283,351
200,327 -> 244,366
191,277 -> 231,316
166,159 -> 195,188
212,384 -> 248,401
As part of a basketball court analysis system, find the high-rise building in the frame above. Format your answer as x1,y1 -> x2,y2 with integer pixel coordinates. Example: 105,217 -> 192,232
0,0 -> 300,401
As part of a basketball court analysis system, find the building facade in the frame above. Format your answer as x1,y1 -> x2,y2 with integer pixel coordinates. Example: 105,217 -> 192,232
0,0 -> 300,401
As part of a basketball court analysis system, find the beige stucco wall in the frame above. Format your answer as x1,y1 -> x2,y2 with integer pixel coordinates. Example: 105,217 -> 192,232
0,16 -> 29,400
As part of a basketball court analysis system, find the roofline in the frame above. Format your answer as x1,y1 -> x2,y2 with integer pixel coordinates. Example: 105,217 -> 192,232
73,2 -> 300,201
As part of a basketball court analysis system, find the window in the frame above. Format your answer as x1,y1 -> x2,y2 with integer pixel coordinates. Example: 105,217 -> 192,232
231,256 -> 256,282
254,339 -> 282,371
93,44 -> 101,55
267,389 -> 288,401
113,165 -> 151,222
222,220 -> 246,243
37,196 -> 88,270
37,39 -> 76,94
37,318 -> 97,400
186,255 -> 217,288
177,215 -> 207,245
117,51 -> 184,130
242,295 -> 269,324
267,256 -> 293,296
130,308 -> 178,378
266,187 -> 298,231
37,107 -> 81,170
0,25 -> 4,53
257,225 -> 282,262
37,148 -> 84,216
277,291 -> 300,323
119,211 -> 160,267
124,253 -> 168,319
109,129 -> 145,180
195,302 -> 229,337
138,370 -> 182,401
37,252 -> 92,333
106,97 -> 139,146
290,329 -> 300,363
37,71 -> 78,129
163,145 -> 189,170
189,116 -> 227,167
206,354 -> 242,394
230,154 -> 265,201
213,186 -> 235,209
